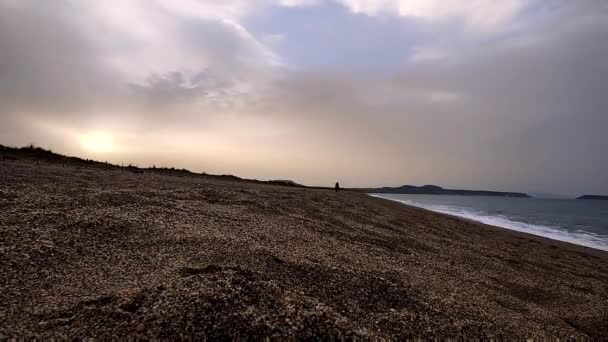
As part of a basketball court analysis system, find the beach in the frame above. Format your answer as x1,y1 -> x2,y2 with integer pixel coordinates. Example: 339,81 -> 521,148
371,194 -> 608,251
1,160 -> 608,338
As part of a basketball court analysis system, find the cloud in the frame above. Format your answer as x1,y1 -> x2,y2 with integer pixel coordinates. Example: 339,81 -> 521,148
1,0 -> 607,195
250,5 -> 608,193
264,0 -> 529,34
279,0 -> 322,7
324,0 -> 526,32
0,0 -> 278,120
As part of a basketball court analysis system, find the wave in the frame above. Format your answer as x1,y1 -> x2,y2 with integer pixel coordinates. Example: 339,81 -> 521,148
373,195 -> 608,251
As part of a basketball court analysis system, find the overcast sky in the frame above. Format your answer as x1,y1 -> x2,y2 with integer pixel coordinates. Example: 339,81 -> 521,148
1,0 -> 607,195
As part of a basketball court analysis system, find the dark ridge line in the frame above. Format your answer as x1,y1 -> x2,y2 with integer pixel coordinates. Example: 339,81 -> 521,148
0,144 -> 335,190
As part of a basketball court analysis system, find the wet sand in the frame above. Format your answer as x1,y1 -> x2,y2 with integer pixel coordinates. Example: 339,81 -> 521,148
1,160 -> 608,338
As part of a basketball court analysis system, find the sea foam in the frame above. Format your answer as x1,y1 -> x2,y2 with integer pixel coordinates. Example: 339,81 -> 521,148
373,195 -> 608,252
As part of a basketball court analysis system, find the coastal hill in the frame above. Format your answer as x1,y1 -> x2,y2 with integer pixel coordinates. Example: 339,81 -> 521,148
2,147 -> 608,338
355,184 -> 531,198
577,195 -> 608,200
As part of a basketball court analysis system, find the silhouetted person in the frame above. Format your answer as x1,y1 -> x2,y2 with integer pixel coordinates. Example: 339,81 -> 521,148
335,182 -> 340,192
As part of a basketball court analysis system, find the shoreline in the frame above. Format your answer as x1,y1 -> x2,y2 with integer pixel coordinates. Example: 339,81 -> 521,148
369,194 -> 608,257
369,194 -> 608,253
2,159 -> 608,338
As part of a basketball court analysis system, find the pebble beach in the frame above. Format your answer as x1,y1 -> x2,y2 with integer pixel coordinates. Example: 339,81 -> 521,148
1,159 -> 608,338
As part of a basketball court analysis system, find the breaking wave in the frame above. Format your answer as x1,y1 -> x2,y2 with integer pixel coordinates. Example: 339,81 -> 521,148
373,195 -> 608,251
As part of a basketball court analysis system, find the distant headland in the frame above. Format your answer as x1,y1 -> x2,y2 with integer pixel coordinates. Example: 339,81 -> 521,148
356,184 -> 531,198
577,195 -> 608,200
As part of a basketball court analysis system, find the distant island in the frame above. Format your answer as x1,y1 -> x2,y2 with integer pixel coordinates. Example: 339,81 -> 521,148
577,195 -> 608,200
355,184 -> 531,198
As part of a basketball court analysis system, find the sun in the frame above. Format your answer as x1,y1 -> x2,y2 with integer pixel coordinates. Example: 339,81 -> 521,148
79,132 -> 119,154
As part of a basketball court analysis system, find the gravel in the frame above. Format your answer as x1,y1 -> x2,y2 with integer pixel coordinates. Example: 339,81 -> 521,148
1,160 -> 607,338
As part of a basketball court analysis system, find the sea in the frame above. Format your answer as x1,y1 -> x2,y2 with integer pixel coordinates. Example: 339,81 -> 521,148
371,194 -> 608,251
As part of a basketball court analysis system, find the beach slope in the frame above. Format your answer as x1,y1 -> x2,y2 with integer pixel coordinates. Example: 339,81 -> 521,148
1,160 -> 607,338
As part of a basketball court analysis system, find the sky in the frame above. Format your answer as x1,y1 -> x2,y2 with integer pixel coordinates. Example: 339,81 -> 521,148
1,0 -> 607,196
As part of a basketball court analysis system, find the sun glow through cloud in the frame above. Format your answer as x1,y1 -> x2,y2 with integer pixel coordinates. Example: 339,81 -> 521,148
78,132 -> 119,154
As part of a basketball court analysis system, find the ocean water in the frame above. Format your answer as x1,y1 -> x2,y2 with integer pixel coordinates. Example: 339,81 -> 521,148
371,194 -> 608,251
